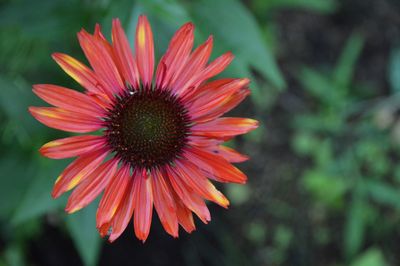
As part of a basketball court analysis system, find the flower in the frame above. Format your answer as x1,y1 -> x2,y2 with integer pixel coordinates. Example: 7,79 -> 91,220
29,15 -> 258,242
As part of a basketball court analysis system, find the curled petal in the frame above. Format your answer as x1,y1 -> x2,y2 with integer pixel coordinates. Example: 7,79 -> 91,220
112,19 -> 140,88
66,159 -> 118,213
52,149 -> 109,198
133,170 -> 154,242
29,107 -> 103,133
135,15 -> 154,88
33,84 -> 105,117
40,135 -> 106,159
192,117 -> 258,138
96,165 -> 131,228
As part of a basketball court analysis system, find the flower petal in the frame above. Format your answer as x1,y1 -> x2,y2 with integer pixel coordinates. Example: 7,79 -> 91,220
78,29 -> 124,95
188,78 -> 250,122
112,18 -> 140,88
29,107 -> 103,133
208,145 -> 249,163
40,135 -> 106,159
152,169 -> 179,237
65,159 -> 118,213
133,169 -> 154,242
52,149 -> 109,198
33,84 -> 105,117
135,15 -> 154,88
108,171 -> 137,242
156,22 -> 194,89
172,36 -> 213,95
96,165 -> 131,228
191,117 -> 258,138
175,160 -> 229,208
184,147 -> 247,184
52,53 -> 108,97
175,198 -> 196,233
166,165 -> 210,223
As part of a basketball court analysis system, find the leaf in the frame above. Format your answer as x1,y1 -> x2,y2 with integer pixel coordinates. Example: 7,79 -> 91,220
389,47 -> 400,93
365,180 -> 400,210
350,248 -> 388,266
344,185 -> 369,259
66,202 -> 102,266
253,0 -> 338,14
333,33 -> 364,90
11,159 -> 67,225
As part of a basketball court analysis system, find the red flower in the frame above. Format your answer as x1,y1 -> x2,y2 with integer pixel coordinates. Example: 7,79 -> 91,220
29,15 -> 258,242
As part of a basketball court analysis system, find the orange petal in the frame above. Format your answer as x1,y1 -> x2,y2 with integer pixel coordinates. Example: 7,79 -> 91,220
152,169 -> 179,237
184,147 -> 247,184
208,145 -> 249,163
155,22 -> 194,89
78,29 -> 124,95
96,165 -> 131,228
175,198 -> 196,233
52,53 -> 108,97
172,36 -> 213,95
188,79 -> 250,121
166,166 -> 210,223
135,15 -> 154,88
40,135 -> 106,159
175,160 -> 229,208
108,172 -> 136,242
112,19 -> 140,88
65,159 -> 118,213
29,107 -> 103,133
33,84 -> 105,117
52,149 -> 109,198
133,170 -> 153,242
192,117 -> 258,138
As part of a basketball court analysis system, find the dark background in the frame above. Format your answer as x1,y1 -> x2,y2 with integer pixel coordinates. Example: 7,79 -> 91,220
1,0 -> 400,265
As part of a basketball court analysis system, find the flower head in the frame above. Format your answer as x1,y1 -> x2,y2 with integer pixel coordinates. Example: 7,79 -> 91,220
29,15 -> 258,242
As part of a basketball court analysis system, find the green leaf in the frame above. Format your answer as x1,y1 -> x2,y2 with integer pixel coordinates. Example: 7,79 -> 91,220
344,185 -> 369,259
66,202 -> 102,266
11,159 -> 67,225
253,0 -> 338,14
389,47 -> 400,93
189,0 -> 285,89
365,180 -> 400,210
350,248 -> 387,266
333,33 -> 364,89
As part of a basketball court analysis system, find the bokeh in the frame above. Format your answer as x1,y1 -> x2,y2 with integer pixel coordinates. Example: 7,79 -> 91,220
1,0 -> 400,265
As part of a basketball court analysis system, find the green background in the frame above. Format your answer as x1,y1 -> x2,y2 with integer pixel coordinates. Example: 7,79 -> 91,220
1,0 -> 400,265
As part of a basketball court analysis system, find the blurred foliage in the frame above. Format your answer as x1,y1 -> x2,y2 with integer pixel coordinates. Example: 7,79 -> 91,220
0,0 -> 399,265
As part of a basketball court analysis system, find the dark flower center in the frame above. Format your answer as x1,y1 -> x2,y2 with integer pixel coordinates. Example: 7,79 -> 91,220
104,88 -> 191,169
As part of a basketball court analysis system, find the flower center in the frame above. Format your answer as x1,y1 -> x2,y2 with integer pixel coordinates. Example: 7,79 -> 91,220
104,88 -> 191,169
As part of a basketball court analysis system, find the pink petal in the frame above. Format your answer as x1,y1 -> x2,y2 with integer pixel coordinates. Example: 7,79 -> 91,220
40,135 -> 106,159
208,145 -> 249,163
65,159 -> 118,213
78,29 -> 124,95
33,84 -> 105,117
155,22 -> 194,89
112,19 -> 140,88
133,169 -> 153,242
152,168 -> 179,237
52,149 -> 109,198
191,117 -> 258,138
29,107 -> 103,133
96,165 -> 131,228
135,15 -> 154,88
